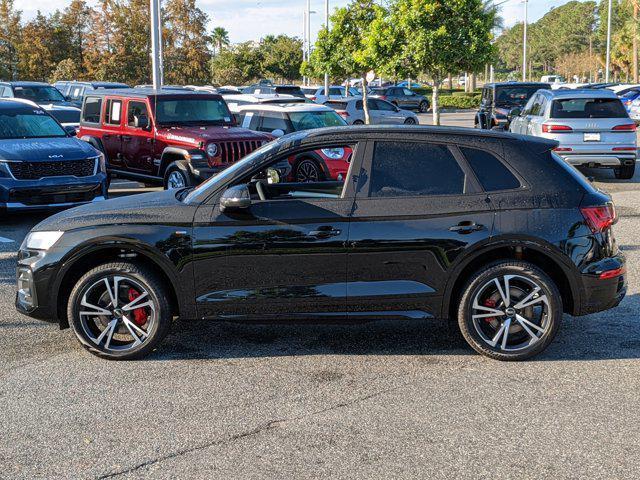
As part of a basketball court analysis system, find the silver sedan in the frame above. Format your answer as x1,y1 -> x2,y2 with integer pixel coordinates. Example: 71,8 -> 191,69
325,98 -> 419,125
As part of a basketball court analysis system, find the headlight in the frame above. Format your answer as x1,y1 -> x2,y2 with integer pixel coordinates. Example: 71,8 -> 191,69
0,160 -> 12,178
206,143 -> 219,157
21,231 -> 64,250
90,154 -> 105,174
321,148 -> 345,160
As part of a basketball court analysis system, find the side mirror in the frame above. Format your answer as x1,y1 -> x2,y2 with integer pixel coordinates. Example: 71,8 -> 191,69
64,125 -> 77,136
220,184 -> 251,212
508,107 -> 522,119
271,128 -> 285,138
134,114 -> 150,130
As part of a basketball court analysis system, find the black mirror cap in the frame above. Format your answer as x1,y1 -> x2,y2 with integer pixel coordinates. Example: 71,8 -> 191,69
220,184 -> 251,212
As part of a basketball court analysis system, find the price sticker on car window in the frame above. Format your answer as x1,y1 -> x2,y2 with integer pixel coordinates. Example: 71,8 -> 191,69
584,132 -> 600,142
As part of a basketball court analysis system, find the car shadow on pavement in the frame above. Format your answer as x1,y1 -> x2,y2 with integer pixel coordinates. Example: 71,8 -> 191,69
145,294 -> 640,362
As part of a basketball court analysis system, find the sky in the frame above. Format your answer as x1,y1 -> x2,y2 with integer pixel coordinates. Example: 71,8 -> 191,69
16,0 -> 576,44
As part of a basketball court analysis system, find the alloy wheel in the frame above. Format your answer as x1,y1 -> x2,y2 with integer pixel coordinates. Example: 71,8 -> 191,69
78,275 -> 156,353
296,159 -> 320,182
167,170 -> 186,189
470,274 -> 551,352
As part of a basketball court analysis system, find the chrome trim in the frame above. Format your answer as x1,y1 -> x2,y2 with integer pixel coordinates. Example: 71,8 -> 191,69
5,195 -> 105,210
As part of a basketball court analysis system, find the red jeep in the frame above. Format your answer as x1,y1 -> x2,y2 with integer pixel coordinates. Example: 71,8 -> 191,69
78,89 -> 272,189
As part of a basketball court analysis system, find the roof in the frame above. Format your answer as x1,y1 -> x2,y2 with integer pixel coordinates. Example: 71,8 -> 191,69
82,88 -> 223,99
485,82 -> 551,88
235,103 -> 333,113
539,88 -> 619,99
55,81 -> 129,88
0,98 -> 41,109
0,81 -> 51,87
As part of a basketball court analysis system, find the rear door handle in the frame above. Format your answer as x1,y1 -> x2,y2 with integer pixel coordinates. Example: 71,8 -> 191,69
449,222 -> 484,234
308,226 -> 341,238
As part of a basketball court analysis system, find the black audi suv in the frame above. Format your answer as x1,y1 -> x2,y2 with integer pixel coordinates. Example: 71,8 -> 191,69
16,126 -> 626,360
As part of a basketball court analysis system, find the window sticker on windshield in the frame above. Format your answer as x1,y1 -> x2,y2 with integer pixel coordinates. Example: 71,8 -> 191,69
224,116 -> 231,122
242,112 -> 253,128
111,102 -> 121,122
33,109 -> 45,115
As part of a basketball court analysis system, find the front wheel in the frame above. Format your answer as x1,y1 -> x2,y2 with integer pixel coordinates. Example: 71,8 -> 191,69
418,101 -> 429,113
457,261 -> 561,361
67,262 -> 173,359
614,163 -> 635,179
164,163 -> 193,190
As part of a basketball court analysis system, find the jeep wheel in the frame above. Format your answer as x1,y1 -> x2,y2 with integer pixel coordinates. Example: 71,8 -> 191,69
164,163 -> 193,190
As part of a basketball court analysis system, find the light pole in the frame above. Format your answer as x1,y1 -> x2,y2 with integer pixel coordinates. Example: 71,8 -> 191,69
522,0 -> 528,82
302,10 -> 307,85
324,0 -> 329,96
150,0 -> 163,89
605,0 -> 613,82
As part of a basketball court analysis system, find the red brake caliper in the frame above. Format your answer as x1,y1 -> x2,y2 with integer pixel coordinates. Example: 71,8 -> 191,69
127,288 -> 147,326
484,298 -> 497,323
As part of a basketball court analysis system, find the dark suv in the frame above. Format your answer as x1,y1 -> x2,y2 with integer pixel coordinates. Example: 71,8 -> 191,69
0,81 -> 75,107
16,126 -> 625,361
369,86 -> 430,112
0,99 -> 107,213
54,81 -> 130,108
476,82 -> 550,129
77,89 -> 272,189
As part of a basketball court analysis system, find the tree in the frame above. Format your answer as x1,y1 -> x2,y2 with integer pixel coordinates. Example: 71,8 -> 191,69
58,0 -> 91,77
211,26 -> 230,55
50,58 -> 80,82
259,35 -> 303,82
209,42 -> 262,85
388,0 -> 495,125
307,0 -> 386,124
0,0 -> 21,80
18,12 -> 54,81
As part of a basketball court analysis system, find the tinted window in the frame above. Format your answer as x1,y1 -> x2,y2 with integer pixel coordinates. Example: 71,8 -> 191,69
374,99 -> 395,111
370,142 -> 465,197
551,98 -> 628,118
258,112 -> 290,133
325,101 -> 348,110
461,147 -> 520,191
288,110 -> 346,130
155,98 -> 232,125
13,85 -> 66,103
127,101 -> 149,127
494,86 -> 541,107
82,96 -> 102,123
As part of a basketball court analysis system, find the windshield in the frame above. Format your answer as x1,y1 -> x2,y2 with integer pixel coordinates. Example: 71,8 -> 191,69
13,86 -> 66,103
494,87 -> 541,107
289,111 -> 346,130
0,108 -> 66,139
551,98 -> 628,119
155,98 -> 233,126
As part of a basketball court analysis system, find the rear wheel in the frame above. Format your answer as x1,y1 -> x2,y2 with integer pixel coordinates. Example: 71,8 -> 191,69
67,262 -> 173,360
353,120 -> 364,125
294,158 -> 323,183
457,261 -> 561,361
614,163 -> 635,179
418,101 -> 429,113
404,117 -> 417,125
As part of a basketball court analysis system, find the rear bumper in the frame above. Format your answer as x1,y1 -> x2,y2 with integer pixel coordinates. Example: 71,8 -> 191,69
558,153 -> 636,168
575,254 -> 627,316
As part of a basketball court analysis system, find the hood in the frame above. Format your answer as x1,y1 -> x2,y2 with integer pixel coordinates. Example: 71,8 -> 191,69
0,137 -> 97,162
33,189 -> 197,232
157,125 -> 272,146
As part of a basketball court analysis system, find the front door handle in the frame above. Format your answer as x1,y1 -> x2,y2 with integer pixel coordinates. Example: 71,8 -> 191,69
308,226 -> 341,238
449,222 -> 484,234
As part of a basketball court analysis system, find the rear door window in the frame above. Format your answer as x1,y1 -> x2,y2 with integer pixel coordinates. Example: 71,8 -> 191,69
551,98 -> 628,118
461,147 -> 521,191
369,142 -> 467,197
105,99 -> 123,125
258,111 -> 290,133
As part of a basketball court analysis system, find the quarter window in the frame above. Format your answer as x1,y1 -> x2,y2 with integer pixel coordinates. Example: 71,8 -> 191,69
370,142 -> 466,197
461,147 -> 521,191
82,96 -> 102,124
105,99 -> 123,125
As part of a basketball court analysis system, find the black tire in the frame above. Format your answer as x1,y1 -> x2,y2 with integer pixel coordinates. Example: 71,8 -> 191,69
163,163 -> 193,190
419,101 -> 429,113
294,158 -> 324,183
457,260 -> 562,361
353,120 -> 364,125
614,163 -> 635,179
67,262 -> 173,360
404,117 -> 417,125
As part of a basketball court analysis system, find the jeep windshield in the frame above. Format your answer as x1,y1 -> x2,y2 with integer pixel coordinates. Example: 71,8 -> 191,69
13,85 -> 66,103
494,86 -> 541,107
0,108 -> 66,139
155,98 -> 233,126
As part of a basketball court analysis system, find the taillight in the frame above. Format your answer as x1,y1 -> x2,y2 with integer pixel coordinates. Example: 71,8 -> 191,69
310,96 -> 316,101
599,267 -> 625,279
612,146 -> 636,151
379,95 -> 387,101
612,123 -> 637,131
542,124 -> 573,133
580,203 -> 617,233
553,147 -> 573,152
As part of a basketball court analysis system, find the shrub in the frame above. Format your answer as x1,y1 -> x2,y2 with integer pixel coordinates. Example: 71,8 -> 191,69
438,94 -> 481,109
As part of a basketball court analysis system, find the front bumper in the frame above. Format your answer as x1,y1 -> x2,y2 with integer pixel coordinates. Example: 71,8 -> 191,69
0,174 -> 107,211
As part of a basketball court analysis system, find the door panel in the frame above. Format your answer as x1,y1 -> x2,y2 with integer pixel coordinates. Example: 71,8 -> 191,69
122,100 -> 155,174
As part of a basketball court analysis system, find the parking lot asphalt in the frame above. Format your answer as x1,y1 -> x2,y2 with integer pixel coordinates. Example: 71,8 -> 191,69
2,112 -> 640,479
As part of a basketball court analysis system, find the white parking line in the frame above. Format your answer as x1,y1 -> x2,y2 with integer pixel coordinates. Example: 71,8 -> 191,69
0,236 -> 15,243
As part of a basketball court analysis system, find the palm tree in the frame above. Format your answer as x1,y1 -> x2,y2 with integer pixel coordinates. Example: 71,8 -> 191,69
211,27 -> 230,55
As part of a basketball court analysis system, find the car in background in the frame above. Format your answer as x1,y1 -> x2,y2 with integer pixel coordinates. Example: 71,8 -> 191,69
54,81 -> 130,108
78,88 -> 271,189
242,85 -> 306,98
369,86 -> 430,112
42,105 -> 81,131
607,83 -> 640,96
476,82 -> 551,129
17,126 -> 626,361
301,86 -> 321,100
620,88 -> 640,112
0,99 -> 107,213
233,102 -> 350,181
311,86 -> 361,104
0,81 -> 76,108
222,93 -> 306,111
325,98 -> 419,125
629,96 -> 640,122
509,89 -> 637,179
